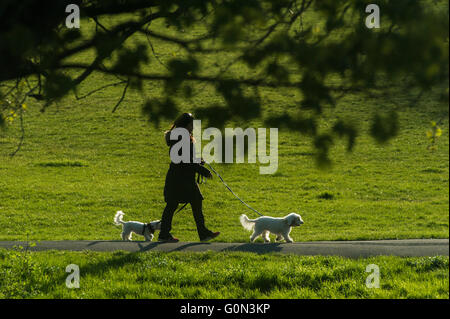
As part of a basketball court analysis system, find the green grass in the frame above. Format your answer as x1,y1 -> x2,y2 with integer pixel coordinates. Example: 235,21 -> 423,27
0,87 -> 447,242
0,15 -> 448,243
0,10 -> 448,301
0,249 -> 448,299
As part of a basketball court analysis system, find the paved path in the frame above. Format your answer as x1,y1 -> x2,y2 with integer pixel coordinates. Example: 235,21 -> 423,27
0,239 -> 448,258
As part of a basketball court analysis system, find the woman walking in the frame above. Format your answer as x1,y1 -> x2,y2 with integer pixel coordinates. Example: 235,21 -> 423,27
158,112 -> 220,242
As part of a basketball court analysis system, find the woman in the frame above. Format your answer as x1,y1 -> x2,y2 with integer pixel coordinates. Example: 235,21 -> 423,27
159,112 -> 220,242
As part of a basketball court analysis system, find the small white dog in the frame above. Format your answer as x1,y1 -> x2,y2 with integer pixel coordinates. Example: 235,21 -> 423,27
240,213 -> 304,243
114,211 -> 161,241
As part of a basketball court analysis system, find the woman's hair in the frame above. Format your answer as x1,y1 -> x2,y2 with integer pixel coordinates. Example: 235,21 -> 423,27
166,112 -> 196,143
170,112 -> 194,130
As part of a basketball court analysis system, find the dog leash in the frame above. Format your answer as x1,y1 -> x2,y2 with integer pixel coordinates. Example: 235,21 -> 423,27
205,163 -> 264,217
173,174 -> 203,216
173,164 -> 264,217
173,202 -> 189,216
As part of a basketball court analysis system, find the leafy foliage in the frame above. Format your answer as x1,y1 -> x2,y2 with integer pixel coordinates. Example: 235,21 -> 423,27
0,0 -> 448,165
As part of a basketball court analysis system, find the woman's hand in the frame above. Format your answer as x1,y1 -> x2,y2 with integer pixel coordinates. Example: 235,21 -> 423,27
205,169 -> 213,179
197,164 -> 213,179
199,158 -> 211,178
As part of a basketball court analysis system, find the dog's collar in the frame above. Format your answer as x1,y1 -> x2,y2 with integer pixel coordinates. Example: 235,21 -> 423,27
143,223 -> 155,234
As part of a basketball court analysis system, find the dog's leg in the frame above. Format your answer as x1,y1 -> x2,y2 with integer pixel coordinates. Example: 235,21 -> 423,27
250,224 -> 265,242
262,231 -> 270,243
282,230 -> 294,243
121,231 -> 128,241
250,229 -> 262,242
144,230 -> 153,241
275,234 -> 283,242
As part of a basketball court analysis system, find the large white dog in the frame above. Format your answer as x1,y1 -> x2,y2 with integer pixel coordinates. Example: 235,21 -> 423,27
240,213 -> 304,243
114,211 -> 161,241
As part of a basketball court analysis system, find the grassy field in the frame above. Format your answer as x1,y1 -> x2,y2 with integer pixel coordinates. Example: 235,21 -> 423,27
0,10 -> 448,300
0,249 -> 448,299
0,14 -> 448,243
0,84 -> 448,242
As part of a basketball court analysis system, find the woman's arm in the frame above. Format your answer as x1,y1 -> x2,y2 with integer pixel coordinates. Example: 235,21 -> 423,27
168,137 -> 212,178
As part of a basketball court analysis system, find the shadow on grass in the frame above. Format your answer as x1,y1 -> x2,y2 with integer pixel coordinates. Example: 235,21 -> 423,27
36,161 -> 87,167
30,240 -> 289,295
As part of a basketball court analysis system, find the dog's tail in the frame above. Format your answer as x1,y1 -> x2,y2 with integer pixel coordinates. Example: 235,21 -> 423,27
114,211 -> 125,225
239,214 -> 256,231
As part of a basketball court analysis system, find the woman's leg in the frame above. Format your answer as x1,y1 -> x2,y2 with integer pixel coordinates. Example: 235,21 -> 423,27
190,198 -> 212,240
159,201 -> 179,240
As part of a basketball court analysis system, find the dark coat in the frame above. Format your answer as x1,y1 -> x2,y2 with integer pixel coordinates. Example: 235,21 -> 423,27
163,131 -> 211,203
